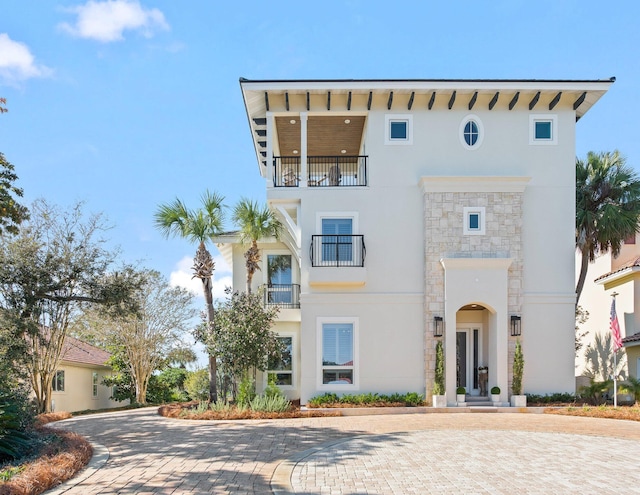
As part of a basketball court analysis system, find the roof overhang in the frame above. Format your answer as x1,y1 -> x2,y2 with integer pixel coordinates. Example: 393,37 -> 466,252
595,266 -> 640,286
240,77 -> 615,175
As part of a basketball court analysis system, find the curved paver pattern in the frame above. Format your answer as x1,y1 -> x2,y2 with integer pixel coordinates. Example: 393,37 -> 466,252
50,408 -> 640,494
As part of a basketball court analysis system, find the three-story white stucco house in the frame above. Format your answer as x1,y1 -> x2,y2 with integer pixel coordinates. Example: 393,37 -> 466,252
218,77 -> 613,406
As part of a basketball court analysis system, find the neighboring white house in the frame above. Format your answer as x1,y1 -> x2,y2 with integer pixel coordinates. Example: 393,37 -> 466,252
577,231 -> 640,381
51,335 -> 124,412
219,78 -> 613,406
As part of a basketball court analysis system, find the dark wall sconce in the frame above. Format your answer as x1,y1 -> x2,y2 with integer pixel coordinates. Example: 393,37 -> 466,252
434,316 -> 443,337
510,315 -> 522,336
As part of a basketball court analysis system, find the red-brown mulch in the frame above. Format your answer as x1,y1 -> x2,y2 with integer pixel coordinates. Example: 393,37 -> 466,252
33,412 -> 73,427
0,429 -> 92,495
158,403 -> 340,420
545,404 -> 640,422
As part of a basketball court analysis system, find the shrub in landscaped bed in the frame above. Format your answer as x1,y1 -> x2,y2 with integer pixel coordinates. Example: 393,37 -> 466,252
526,393 -> 577,405
158,399 -> 337,420
307,392 -> 425,408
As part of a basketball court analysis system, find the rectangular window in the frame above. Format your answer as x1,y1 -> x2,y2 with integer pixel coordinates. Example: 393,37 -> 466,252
52,370 -> 65,392
463,207 -> 485,235
267,254 -> 293,304
321,218 -> 353,263
385,114 -> 413,145
267,336 -> 293,386
92,372 -> 98,397
529,114 -> 557,145
322,323 -> 354,385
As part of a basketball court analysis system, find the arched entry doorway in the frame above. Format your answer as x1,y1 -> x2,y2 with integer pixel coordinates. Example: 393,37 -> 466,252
456,304 -> 490,396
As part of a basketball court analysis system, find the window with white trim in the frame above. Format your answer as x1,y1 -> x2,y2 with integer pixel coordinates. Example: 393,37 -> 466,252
385,114 -> 413,145
317,317 -> 358,389
529,114 -> 557,145
52,370 -> 65,392
459,115 -> 484,150
463,207 -> 486,235
267,335 -> 294,387
92,372 -> 98,397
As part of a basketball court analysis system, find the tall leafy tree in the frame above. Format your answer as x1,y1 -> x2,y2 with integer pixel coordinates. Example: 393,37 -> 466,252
74,270 -> 195,404
154,190 -> 225,402
232,198 -> 281,293
0,199 -> 142,413
576,151 -> 640,305
0,152 -> 29,237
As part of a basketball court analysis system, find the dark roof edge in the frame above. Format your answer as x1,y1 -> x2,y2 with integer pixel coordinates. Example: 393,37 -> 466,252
239,77 -> 616,84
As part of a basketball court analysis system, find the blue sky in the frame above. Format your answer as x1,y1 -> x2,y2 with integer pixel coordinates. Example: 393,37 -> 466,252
1,0 -> 639,303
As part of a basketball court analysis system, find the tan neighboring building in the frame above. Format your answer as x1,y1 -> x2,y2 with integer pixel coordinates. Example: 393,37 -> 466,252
51,335 -> 124,412
577,231 -> 640,381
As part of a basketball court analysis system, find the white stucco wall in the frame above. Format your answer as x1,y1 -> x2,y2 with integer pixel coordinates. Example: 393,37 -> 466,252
51,364 -> 123,413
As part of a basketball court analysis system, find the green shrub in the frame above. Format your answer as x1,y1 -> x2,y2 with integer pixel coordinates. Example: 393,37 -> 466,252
512,339 -> 524,395
250,394 -> 291,413
307,393 -> 339,407
456,387 -> 466,395
209,399 -> 233,412
433,340 -> 445,395
184,369 -> 210,401
0,393 -> 31,461
264,375 -> 284,399
491,386 -> 500,394
307,392 -> 424,407
237,372 -> 256,408
194,401 -> 209,414
526,392 -> 576,404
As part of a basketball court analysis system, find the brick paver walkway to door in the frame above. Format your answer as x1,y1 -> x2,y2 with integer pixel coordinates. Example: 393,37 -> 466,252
49,408 -> 640,494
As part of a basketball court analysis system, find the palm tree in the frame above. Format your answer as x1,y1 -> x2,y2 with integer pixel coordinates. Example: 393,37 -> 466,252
154,190 -> 225,402
576,151 -> 640,305
231,198 -> 282,293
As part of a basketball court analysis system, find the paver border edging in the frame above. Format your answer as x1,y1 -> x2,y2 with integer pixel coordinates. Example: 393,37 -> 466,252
270,435 -> 375,495
43,443 -> 109,495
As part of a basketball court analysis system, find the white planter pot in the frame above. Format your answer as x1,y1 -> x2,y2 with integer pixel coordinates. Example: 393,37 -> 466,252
456,394 -> 466,403
491,394 -> 500,403
432,394 -> 447,408
510,395 -> 527,407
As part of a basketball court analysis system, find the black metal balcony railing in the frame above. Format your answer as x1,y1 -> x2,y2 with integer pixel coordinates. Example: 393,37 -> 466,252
274,156 -> 368,187
261,284 -> 300,309
310,235 -> 366,267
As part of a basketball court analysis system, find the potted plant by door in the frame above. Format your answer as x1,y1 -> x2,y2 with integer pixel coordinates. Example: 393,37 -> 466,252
456,387 -> 466,404
432,340 -> 446,408
510,339 -> 527,407
490,386 -> 501,404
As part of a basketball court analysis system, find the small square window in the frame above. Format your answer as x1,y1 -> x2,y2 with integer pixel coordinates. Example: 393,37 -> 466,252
385,114 -> 413,145
463,207 -> 485,236
534,121 -> 552,140
529,114 -> 557,145
390,120 -> 408,140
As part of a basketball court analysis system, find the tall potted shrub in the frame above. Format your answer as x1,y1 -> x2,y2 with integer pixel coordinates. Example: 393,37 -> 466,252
511,339 -> 526,407
432,340 -> 446,408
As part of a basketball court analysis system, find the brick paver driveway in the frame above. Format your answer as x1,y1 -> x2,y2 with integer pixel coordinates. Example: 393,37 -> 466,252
50,408 -> 640,494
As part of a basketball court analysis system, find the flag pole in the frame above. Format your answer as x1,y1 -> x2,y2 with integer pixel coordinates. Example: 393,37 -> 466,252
612,292 -> 619,408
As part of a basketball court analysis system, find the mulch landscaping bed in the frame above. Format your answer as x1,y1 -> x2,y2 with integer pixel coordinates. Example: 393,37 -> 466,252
545,404 -> 640,422
0,428 -> 92,495
158,402 -> 341,420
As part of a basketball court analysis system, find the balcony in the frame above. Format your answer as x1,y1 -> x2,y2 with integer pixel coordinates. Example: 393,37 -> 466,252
274,156 -> 368,187
261,284 -> 301,309
310,235 -> 366,267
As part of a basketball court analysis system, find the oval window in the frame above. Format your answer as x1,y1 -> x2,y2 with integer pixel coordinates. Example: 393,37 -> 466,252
459,115 -> 484,150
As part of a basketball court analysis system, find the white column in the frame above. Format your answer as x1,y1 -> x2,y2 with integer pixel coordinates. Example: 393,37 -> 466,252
299,112 -> 308,188
444,302 -> 457,406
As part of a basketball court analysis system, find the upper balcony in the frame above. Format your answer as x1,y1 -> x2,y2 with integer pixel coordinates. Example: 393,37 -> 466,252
308,234 -> 367,286
274,156 -> 368,188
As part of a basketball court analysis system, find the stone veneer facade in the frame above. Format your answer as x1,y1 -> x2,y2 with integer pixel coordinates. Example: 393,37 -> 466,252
423,189 -> 524,400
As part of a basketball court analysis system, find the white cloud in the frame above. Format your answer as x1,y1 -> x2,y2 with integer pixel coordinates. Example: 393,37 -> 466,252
59,0 -> 169,43
0,34 -> 52,85
169,255 -> 232,301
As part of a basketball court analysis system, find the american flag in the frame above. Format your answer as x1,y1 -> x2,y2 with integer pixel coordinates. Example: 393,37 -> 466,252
610,298 -> 623,351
